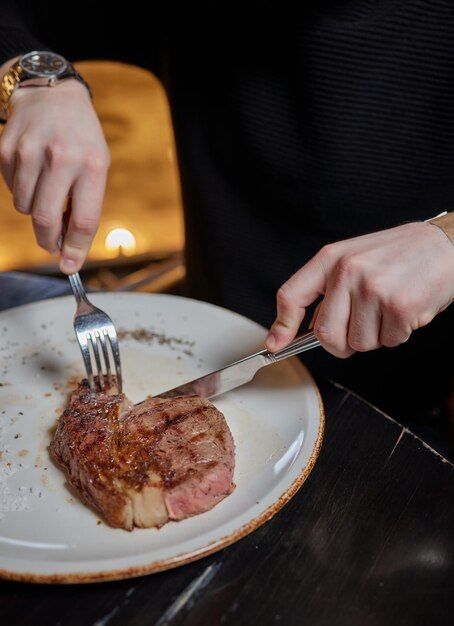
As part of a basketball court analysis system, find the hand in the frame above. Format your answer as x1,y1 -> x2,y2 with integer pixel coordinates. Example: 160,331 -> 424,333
266,221 -> 454,357
0,77 -> 110,273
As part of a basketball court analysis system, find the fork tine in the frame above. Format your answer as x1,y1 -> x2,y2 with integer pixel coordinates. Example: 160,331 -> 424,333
100,329 -> 113,388
77,334 -> 96,391
67,263 -> 122,392
88,331 -> 105,391
106,329 -> 122,393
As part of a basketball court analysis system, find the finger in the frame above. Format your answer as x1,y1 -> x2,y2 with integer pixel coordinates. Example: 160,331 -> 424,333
266,283 -> 308,351
313,283 -> 354,358
347,292 -> 382,352
13,141 -> 42,214
0,133 -> 16,191
31,168 -> 73,254
380,302 -> 416,348
60,167 -> 107,273
266,255 -> 328,351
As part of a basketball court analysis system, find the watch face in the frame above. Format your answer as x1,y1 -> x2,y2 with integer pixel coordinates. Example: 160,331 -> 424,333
19,51 -> 68,77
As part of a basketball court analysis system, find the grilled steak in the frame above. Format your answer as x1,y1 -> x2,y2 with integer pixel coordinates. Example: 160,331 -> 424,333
50,380 -> 235,530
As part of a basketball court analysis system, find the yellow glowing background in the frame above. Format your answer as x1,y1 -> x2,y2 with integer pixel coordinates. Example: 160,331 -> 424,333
0,61 -> 184,271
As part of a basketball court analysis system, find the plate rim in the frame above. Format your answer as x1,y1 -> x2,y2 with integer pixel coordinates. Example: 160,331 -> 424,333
0,292 -> 325,584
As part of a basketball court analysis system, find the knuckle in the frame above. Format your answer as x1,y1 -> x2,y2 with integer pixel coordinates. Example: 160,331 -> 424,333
17,140 -> 37,166
381,335 -> 402,348
84,149 -> 110,175
357,276 -> 380,301
313,323 -> 335,346
386,296 -> 412,323
71,215 -> 99,237
381,326 -> 411,348
348,336 -> 372,352
276,283 -> 292,308
45,139 -> 71,168
317,243 -> 336,265
335,255 -> 360,284
0,141 -> 13,168
315,323 -> 351,359
32,210 -> 54,230
416,311 -> 435,329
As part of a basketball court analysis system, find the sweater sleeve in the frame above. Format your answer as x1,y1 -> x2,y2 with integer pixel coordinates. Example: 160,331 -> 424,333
0,1 -> 52,66
0,1 -> 165,75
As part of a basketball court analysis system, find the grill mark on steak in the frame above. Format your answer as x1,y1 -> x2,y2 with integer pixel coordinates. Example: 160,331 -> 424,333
113,404 -> 222,490
50,379 -> 235,530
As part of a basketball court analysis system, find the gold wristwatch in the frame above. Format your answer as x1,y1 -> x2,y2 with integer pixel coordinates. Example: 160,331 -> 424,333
1,50 -> 92,117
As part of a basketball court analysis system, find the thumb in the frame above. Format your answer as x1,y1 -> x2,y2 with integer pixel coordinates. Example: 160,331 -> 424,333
266,256 -> 327,352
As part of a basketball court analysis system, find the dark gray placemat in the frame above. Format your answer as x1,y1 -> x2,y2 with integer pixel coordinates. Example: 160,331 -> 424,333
0,271 -> 72,312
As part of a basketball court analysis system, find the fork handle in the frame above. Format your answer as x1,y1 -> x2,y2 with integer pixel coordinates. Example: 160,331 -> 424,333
68,272 -> 92,307
266,331 -> 321,362
58,209 -> 91,308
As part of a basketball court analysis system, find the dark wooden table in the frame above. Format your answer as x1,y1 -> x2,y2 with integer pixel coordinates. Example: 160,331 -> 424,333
1,272 -> 453,626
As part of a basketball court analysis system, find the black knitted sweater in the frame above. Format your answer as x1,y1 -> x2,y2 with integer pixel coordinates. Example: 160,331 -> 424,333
0,1 -> 452,421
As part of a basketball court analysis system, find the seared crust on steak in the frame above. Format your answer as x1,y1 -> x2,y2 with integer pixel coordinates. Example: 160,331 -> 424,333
50,379 -> 235,530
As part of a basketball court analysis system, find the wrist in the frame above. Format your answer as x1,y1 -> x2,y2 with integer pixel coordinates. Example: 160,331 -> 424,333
7,79 -> 93,122
1,51 -> 92,121
10,75 -> 92,105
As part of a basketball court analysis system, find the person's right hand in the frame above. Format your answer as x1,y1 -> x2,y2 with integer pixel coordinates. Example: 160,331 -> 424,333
266,220 -> 454,358
0,76 -> 110,274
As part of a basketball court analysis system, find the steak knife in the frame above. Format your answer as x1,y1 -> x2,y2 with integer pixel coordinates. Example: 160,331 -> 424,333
156,331 -> 321,400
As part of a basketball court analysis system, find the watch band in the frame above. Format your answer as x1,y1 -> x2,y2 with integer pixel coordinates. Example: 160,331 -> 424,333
57,64 -> 93,99
1,62 -> 25,115
1,58 -> 92,118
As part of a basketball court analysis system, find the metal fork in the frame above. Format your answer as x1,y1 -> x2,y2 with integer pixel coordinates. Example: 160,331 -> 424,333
59,207 -> 122,393
67,272 -> 123,393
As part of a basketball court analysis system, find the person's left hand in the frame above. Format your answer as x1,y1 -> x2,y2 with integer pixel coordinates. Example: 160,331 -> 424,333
265,221 -> 454,357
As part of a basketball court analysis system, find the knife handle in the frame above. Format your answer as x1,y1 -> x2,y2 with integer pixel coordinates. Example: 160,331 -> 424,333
267,331 -> 321,362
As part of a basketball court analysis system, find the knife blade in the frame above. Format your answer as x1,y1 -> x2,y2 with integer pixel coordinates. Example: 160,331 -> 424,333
156,330 -> 321,400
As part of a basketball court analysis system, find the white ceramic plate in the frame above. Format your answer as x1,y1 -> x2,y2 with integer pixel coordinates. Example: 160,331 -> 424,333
0,293 -> 324,583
